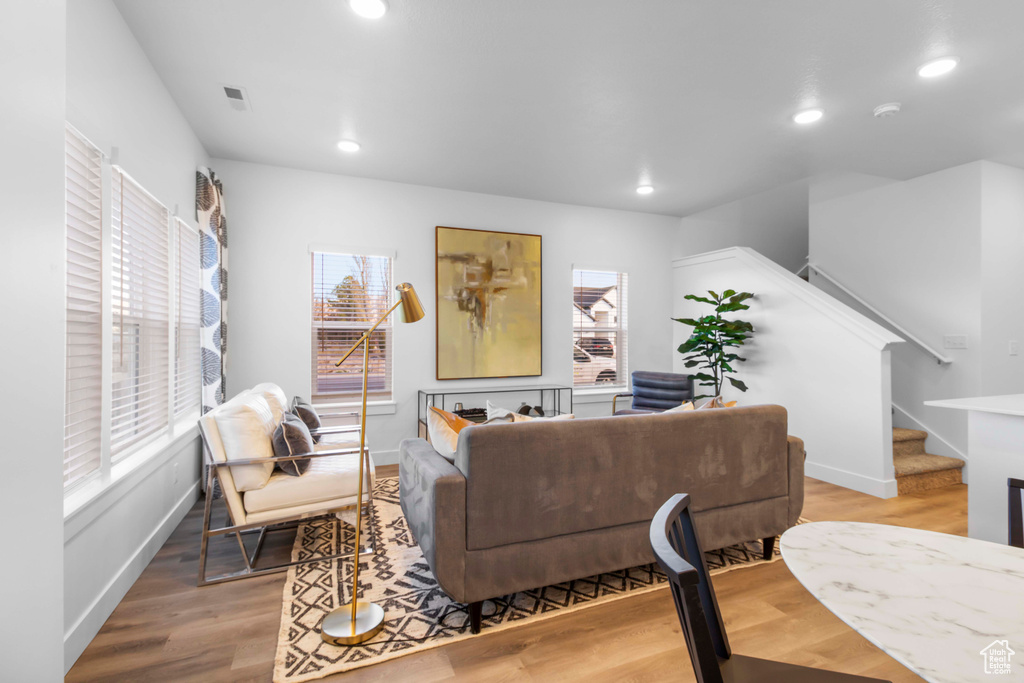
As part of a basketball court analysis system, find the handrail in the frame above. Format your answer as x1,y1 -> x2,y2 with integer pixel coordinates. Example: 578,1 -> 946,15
807,263 -> 952,365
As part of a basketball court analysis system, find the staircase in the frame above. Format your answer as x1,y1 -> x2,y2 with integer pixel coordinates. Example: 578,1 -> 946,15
893,428 -> 964,494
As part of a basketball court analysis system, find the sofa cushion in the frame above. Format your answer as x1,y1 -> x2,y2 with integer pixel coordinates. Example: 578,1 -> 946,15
665,401 -> 695,412
213,392 -> 276,491
253,382 -> 289,426
486,400 -> 514,421
272,412 -> 314,477
290,396 -> 322,442
427,407 -> 474,461
242,452 -> 371,514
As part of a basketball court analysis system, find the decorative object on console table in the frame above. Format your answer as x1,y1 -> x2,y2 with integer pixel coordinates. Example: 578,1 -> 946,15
417,384 -> 571,437
673,289 -> 754,401
435,226 -> 542,380
320,282 -> 425,647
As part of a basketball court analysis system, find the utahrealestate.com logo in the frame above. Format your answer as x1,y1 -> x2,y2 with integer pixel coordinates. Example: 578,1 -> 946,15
980,640 -> 1015,675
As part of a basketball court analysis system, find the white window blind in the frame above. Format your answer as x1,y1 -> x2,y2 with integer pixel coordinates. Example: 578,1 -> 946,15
64,126 -> 104,489
174,219 -> 202,419
311,252 -> 393,402
111,168 -> 170,458
572,269 -> 628,388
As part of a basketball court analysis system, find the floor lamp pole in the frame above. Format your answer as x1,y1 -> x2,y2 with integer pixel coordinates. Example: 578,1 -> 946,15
320,283 -> 423,647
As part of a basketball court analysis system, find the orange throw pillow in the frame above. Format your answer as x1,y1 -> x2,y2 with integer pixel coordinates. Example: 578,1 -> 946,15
426,406 -> 474,461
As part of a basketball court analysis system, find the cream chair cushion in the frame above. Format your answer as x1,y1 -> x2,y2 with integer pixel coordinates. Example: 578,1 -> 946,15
242,451 -> 375,515
213,391 -> 276,491
252,382 -> 289,426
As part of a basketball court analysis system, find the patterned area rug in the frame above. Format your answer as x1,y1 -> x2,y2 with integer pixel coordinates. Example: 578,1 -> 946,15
274,477 -> 795,682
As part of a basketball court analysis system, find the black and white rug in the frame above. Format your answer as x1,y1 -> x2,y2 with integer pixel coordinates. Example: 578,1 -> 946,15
274,477 -> 792,682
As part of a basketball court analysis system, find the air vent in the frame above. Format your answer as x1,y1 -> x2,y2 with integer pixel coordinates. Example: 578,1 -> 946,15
222,85 -> 251,112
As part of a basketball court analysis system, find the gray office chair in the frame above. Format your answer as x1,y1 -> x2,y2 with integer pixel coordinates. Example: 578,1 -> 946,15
613,370 -> 694,414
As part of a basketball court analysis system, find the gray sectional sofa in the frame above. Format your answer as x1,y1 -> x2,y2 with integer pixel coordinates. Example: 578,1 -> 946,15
399,404 -> 804,632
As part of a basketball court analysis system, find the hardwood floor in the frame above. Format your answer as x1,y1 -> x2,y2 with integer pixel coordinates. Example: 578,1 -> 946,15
67,471 -> 967,682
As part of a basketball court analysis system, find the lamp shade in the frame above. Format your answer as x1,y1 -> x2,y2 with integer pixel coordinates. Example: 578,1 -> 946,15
396,282 -> 425,323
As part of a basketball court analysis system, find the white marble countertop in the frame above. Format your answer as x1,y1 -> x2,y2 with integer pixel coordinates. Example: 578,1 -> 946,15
781,521 -> 1024,683
924,393 -> 1024,417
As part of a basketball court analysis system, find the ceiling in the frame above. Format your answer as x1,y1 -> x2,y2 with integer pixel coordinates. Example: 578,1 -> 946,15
113,0 -> 1024,217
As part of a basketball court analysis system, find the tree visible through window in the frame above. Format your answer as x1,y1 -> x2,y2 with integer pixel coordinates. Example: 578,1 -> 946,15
312,252 -> 393,402
573,270 -> 628,388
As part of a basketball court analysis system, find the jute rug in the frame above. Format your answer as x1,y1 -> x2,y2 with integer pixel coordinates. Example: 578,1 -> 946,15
274,477 -> 795,682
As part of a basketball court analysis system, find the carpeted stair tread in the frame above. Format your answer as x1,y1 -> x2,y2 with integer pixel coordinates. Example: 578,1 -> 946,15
893,452 -> 964,477
892,428 -> 928,443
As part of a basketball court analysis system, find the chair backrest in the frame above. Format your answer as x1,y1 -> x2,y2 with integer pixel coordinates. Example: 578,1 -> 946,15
1010,478 -> 1024,548
631,371 -> 694,411
650,493 -> 730,683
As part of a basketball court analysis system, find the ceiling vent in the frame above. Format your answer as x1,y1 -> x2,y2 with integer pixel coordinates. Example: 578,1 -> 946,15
873,102 -> 901,118
222,85 -> 251,112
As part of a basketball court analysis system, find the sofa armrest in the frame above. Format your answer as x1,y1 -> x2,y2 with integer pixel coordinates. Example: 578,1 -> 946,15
399,438 -> 467,601
787,435 -> 806,525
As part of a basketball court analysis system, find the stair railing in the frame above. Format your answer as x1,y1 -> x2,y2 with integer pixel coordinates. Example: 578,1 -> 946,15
807,263 -> 953,365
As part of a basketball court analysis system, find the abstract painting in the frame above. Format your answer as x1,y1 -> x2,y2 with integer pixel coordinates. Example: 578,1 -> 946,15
435,226 -> 542,380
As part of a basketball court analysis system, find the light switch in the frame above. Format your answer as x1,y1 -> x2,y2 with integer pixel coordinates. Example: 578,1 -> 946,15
943,335 -> 968,350
1011,340 -> 1020,356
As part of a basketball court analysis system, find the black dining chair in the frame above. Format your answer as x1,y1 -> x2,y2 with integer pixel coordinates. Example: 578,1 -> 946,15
1010,478 -> 1024,548
649,493 -> 891,682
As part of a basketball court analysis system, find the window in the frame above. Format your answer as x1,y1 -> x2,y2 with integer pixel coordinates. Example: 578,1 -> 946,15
174,219 -> 202,419
110,168 -> 170,458
311,252 -> 394,402
573,269 -> 628,388
64,127 -> 104,490
63,125 -> 205,500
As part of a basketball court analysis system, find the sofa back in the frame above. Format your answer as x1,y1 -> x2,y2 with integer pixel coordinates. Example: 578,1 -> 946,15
455,404 -> 789,551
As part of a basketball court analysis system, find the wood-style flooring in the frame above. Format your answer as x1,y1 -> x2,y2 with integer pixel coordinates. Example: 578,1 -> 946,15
67,469 -> 967,682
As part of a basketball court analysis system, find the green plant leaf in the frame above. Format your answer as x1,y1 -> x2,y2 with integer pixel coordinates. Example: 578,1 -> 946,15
683,295 -> 716,305
727,377 -> 748,392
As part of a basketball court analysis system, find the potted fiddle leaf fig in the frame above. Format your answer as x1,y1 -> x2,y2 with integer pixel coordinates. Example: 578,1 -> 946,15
673,289 -> 754,400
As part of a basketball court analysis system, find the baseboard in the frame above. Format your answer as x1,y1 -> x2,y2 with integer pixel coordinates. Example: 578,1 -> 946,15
891,402 -> 968,483
373,449 -> 399,467
63,481 -> 200,673
805,461 -> 898,499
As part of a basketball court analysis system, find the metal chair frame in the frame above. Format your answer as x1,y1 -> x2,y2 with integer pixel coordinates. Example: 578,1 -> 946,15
1010,477 -> 1024,548
196,419 -> 378,587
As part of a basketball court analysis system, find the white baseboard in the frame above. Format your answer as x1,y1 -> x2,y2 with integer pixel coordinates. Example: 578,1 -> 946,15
373,449 -> 399,467
805,460 -> 898,499
891,402 -> 968,482
64,481 -> 200,672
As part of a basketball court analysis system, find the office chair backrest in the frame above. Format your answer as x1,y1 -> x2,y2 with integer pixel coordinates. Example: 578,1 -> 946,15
631,371 -> 694,411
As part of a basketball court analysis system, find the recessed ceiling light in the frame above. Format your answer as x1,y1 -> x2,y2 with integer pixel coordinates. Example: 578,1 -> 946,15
349,0 -> 388,19
337,140 -> 361,153
917,57 -> 958,78
636,185 -> 654,195
793,109 -> 823,125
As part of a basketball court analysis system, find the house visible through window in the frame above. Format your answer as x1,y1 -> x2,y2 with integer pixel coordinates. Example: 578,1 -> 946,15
311,251 -> 394,402
573,269 -> 628,388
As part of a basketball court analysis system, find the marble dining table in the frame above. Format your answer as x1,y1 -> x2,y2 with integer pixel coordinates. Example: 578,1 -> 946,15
781,521 -> 1024,683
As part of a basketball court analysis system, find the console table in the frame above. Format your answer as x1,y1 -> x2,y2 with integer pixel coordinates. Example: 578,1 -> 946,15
417,384 -> 572,437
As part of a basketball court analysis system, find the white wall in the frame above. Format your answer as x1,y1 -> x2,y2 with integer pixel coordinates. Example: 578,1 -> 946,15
0,1 -> 66,678
809,161 -> 1024,460
673,248 -> 903,497
63,0 -> 210,670
674,180 -> 810,273
215,159 -> 679,458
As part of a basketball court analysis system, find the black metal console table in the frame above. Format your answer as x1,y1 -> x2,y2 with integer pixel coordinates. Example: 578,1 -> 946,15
417,384 -> 573,437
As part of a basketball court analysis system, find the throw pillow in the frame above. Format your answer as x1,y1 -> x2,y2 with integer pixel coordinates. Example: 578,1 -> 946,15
272,412 -> 314,476
212,392 -> 276,491
253,382 -> 289,426
486,400 -> 515,421
427,406 -> 474,461
665,402 -> 695,412
290,396 -> 322,443
511,412 -> 575,422
698,396 -> 724,409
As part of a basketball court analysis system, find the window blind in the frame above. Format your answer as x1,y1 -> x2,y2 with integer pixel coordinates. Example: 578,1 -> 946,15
572,269 -> 628,388
311,252 -> 393,402
111,167 -> 170,458
64,126 -> 104,489
174,219 -> 202,419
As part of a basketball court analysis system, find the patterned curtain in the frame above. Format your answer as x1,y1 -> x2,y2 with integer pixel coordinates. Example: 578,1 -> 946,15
196,168 -> 227,415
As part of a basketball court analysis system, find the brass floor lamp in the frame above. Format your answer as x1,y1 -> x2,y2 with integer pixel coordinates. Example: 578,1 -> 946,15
320,282 -> 424,646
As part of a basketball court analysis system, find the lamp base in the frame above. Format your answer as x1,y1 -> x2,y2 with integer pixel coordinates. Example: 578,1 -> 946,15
320,601 -> 385,645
